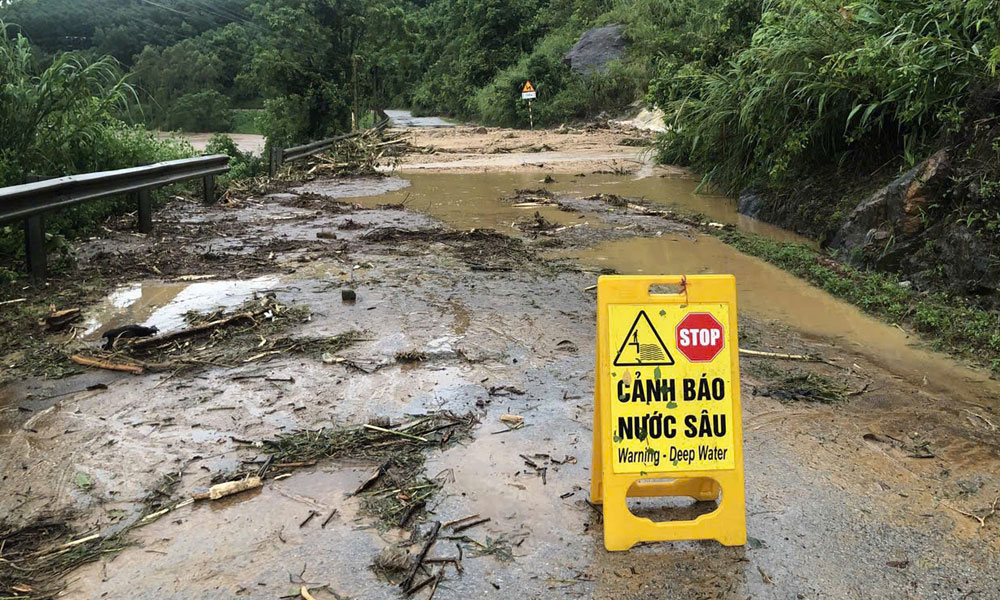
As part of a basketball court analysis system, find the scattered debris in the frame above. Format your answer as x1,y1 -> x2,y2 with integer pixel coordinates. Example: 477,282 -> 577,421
375,545 -> 412,573
70,354 -> 143,375
355,460 -> 391,495
101,324 -> 159,350
488,385 -> 525,396
206,476 -> 262,500
582,193 -> 629,207
443,514 -> 480,529
740,348 -> 813,361
0,516 -> 128,599
259,412 -> 477,528
943,495 -> 1000,528
362,227 -> 539,271
401,521 -> 441,591
42,307 -> 81,331
502,188 -> 555,205
451,517 -> 490,533
73,296 -> 361,375
395,349 -> 428,363
321,510 -> 338,528
308,126 -> 407,177
299,510 -> 319,528
500,414 -> 524,426
757,372 -> 847,404
513,211 -> 559,234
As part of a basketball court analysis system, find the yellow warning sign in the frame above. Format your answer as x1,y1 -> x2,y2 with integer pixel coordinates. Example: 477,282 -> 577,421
521,80 -> 537,100
591,275 -> 746,551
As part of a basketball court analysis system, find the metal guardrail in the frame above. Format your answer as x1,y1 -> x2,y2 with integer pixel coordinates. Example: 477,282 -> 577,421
269,117 -> 391,175
0,154 -> 230,280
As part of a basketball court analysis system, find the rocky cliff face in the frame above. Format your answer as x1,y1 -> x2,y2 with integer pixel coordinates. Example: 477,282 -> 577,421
737,149 -> 999,299
830,150 -> 950,252
563,25 -> 626,75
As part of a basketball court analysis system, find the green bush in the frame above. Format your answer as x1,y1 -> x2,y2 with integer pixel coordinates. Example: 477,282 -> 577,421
205,133 -> 265,181
473,29 -> 647,127
164,90 -> 233,132
231,108 -> 264,134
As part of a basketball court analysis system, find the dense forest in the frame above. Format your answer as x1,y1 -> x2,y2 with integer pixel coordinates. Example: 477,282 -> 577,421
3,0 -> 1000,296
0,0 -> 641,141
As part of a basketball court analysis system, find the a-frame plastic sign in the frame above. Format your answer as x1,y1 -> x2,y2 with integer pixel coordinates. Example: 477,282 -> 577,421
591,275 -> 746,551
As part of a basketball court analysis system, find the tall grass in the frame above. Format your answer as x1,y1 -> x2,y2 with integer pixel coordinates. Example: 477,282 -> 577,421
653,0 -> 1000,194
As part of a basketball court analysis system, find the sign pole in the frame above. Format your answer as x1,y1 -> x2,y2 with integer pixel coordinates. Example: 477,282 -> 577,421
521,80 -> 537,130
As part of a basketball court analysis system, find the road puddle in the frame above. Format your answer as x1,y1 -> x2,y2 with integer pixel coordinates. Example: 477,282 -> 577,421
386,109 -> 455,128
348,171 -> 807,243
81,276 -> 279,340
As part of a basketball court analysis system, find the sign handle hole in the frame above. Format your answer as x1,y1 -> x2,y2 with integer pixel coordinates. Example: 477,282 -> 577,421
625,478 -> 722,523
648,283 -> 684,296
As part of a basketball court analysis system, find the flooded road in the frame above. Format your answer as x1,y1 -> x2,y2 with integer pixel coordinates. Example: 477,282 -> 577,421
386,109 -> 456,128
348,171 -> 999,407
4,123 -> 1000,600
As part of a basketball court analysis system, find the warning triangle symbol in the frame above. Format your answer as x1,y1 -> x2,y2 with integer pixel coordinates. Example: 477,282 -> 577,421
613,310 -> 675,366
522,81 -> 535,93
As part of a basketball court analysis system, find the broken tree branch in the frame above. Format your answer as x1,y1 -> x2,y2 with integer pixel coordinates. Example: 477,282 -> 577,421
401,521 -> 440,590
362,424 -> 428,442
739,348 -> 813,360
71,354 -> 144,374
129,312 -> 256,350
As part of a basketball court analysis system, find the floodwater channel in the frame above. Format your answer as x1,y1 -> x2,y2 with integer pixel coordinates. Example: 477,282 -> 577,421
345,170 -> 1000,407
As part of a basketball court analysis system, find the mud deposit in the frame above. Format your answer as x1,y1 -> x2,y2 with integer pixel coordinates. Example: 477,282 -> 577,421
3,136 -> 1000,599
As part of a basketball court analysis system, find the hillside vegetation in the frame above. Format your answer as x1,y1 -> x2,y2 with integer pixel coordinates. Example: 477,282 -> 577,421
2,0 -> 1000,302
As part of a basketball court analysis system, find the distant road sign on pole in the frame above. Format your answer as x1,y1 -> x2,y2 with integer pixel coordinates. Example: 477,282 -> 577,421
522,81 -> 536,130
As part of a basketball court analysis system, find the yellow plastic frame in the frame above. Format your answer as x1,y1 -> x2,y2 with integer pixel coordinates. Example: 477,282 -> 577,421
591,275 -> 746,551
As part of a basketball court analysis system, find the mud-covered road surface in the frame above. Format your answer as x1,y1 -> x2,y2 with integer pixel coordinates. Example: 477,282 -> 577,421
2,124 -> 1000,600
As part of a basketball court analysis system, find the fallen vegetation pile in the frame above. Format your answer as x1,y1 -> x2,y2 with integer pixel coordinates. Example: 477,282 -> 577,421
308,127 -> 408,177
362,227 -> 538,271
502,188 -> 556,207
70,295 -> 362,375
260,412 -> 478,529
0,516 -> 128,599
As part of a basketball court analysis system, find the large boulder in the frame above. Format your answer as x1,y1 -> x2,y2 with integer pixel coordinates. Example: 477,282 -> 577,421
829,149 -> 950,253
563,25 -> 626,75
736,188 -> 766,219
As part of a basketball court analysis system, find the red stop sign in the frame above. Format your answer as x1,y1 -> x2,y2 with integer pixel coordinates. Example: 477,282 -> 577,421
675,313 -> 725,362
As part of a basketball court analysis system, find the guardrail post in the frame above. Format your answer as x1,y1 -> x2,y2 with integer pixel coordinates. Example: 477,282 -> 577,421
269,146 -> 284,176
203,175 -> 216,204
137,189 -> 153,233
25,215 -> 45,281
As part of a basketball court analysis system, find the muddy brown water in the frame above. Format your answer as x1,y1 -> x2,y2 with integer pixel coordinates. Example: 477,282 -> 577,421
346,171 -> 1000,407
